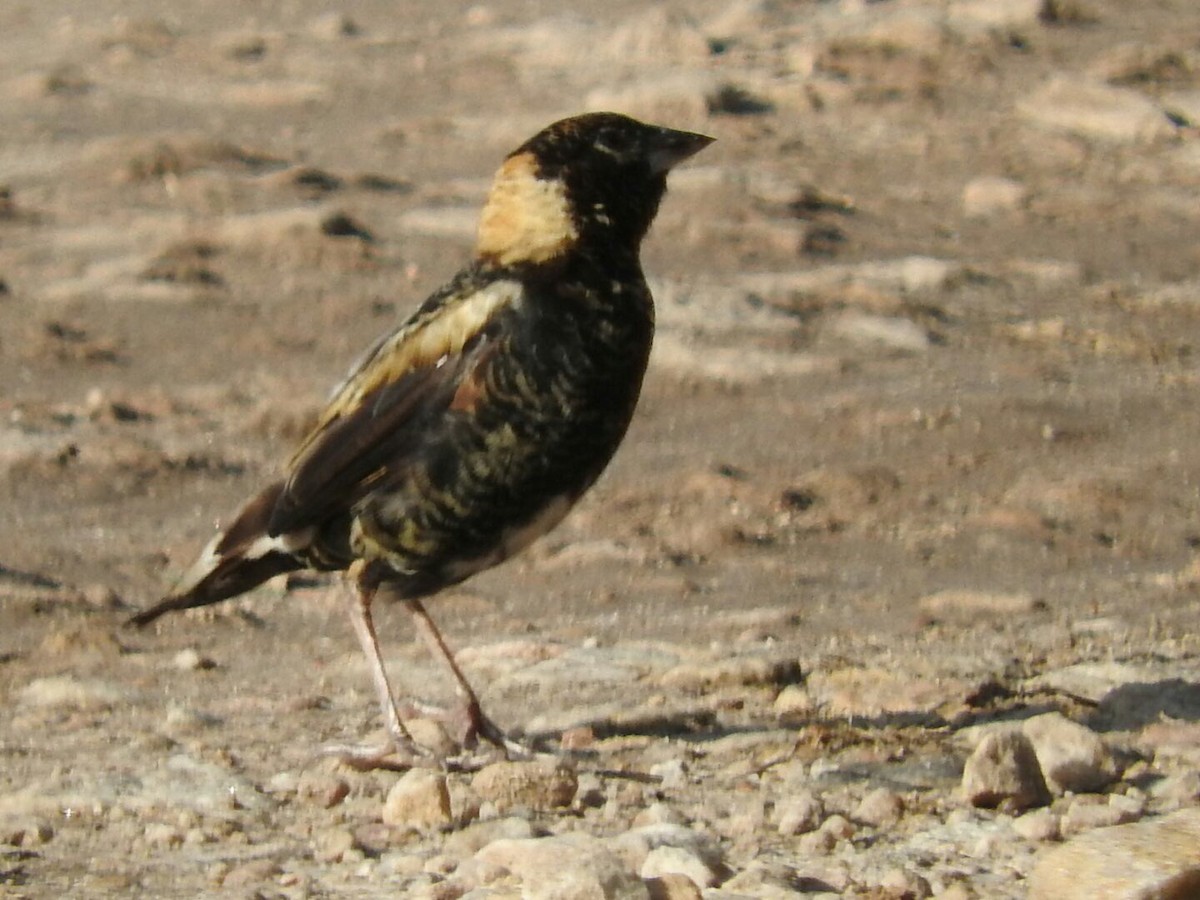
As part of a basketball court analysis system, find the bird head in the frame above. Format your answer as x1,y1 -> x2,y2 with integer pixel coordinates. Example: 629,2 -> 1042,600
476,112 -> 713,269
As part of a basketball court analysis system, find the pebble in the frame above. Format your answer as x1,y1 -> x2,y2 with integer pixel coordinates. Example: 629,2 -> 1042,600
470,758 -> 578,813
640,845 -> 719,888
917,589 -> 1040,621
1022,713 -> 1119,795
382,769 -> 453,830
961,729 -> 1052,811
825,312 -> 931,352
962,176 -> 1029,217
1011,808 -> 1061,843
853,787 -> 905,828
1028,808 -> 1200,899
476,832 -> 648,899
1018,75 -> 1177,143
644,874 -> 703,900
776,790 -> 824,835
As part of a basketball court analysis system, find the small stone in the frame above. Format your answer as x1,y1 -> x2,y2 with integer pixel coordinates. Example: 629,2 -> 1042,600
222,859 -> 283,888
18,676 -> 124,711
143,822 -> 183,848
382,769 -> 452,830
297,773 -> 350,809
476,833 -> 647,899
644,874 -> 703,900
471,758 -> 577,813
878,867 -> 932,898
1028,808 -> 1200,900
640,846 -> 718,888
1060,796 -> 1142,836
610,824 -> 726,877
961,729 -> 1051,811
1012,808 -> 1061,842
962,177 -> 1029,217
853,788 -> 905,828
827,312 -> 931,352
1018,76 -> 1177,144
1023,713 -> 1119,795
917,589 -> 1040,620
773,684 -> 815,717
173,648 -> 216,671
776,791 -> 824,835
313,826 -> 356,864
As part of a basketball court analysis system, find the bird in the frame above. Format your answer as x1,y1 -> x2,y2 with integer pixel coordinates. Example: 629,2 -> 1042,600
129,112 -> 714,767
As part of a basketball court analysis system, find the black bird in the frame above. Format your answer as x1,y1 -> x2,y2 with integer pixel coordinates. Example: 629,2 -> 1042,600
130,112 -> 713,766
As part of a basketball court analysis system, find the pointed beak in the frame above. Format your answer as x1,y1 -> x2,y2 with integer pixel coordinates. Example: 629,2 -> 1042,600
647,126 -> 715,174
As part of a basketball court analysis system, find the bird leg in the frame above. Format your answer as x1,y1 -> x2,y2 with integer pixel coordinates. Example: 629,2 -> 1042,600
320,563 -> 433,769
402,597 -> 531,760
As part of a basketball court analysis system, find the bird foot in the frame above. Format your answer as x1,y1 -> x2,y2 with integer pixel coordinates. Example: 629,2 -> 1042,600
317,737 -> 439,772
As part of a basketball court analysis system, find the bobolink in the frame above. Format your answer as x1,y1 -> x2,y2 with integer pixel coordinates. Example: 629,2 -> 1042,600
130,112 -> 713,766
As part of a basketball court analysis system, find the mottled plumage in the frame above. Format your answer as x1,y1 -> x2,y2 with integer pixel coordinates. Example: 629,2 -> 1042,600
130,112 -> 712,764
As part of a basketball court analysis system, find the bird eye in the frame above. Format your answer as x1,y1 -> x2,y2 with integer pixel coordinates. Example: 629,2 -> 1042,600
594,126 -> 633,158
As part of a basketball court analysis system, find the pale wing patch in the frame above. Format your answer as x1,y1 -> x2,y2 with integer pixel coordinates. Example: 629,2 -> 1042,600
477,151 -> 579,267
292,279 -> 524,464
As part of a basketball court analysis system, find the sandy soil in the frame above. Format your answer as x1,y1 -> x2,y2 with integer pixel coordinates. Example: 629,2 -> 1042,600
2,1 -> 1199,896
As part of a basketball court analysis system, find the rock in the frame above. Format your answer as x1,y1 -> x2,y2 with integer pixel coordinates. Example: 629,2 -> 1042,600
443,816 -> 536,858
640,845 -> 718,888
610,824 -> 726,877
877,867 -> 933,898
172,648 -> 216,671
644,874 -> 703,900
1013,808 -> 1061,843
1028,808 -> 1200,900
1022,712 -> 1120,795
776,790 -> 824,835
1018,76 -> 1177,143
808,666 -> 969,718
381,769 -> 453,830
825,312 -> 931,352
17,676 -> 125,711
471,758 -> 577,813
962,176 -> 1029,217
773,684 -> 815,718
1060,795 -> 1144,837
918,589 -> 1041,621
476,832 -> 648,900
961,729 -> 1052,811
948,0 -> 1046,29
853,788 -> 905,828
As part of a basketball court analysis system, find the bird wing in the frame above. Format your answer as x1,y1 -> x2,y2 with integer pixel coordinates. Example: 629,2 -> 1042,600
266,273 -> 524,537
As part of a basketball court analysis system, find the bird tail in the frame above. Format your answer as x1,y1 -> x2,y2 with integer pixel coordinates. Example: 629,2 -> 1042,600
128,481 -> 305,627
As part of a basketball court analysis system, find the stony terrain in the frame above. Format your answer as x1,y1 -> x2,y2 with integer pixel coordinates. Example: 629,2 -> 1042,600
2,0 -> 1200,897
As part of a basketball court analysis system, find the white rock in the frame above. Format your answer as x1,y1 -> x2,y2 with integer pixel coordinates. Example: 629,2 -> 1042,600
640,845 -> 718,888
381,769 -> 452,830
918,589 -> 1040,620
962,176 -> 1029,217
826,312 -> 931,352
776,790 -> 824,835
476,832 -> 648,899
853,788 -> 905,828
1028,808 -> 1200,899
1022,712 -> 1120,795
17,676 -> 124,710
471,758 -> 577,813
1013,808 -> 1061,842
961,728 -> 1051,811
1018,76 -> 1176,143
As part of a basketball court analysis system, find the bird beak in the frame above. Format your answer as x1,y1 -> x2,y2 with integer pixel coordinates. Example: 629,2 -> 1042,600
647,126 -> 715,174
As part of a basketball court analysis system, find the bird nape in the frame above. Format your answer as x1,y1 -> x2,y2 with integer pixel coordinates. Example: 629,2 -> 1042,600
130,112 -> 713,769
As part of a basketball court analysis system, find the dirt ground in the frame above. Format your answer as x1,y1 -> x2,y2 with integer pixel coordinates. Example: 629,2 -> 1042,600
2,0 -> 1199,897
